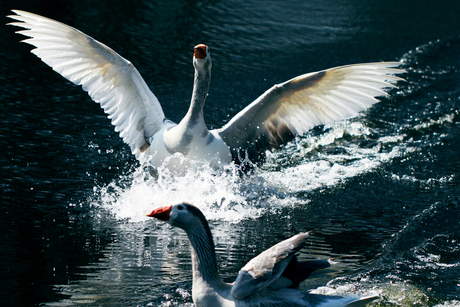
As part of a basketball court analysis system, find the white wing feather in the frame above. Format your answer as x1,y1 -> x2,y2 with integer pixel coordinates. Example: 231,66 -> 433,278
216,62 -> 405,160
8,10 -> 166,160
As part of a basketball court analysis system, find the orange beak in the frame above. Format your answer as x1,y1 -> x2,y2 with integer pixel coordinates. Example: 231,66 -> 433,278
194,44 -> 207,59
146,204 -> 173,221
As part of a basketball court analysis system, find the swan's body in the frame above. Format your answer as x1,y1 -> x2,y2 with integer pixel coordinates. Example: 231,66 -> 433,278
147,203 -> 377,307
8,10 -> 405,172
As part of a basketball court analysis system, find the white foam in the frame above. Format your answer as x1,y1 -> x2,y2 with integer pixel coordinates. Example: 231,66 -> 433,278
434,301 -> 460,307
91,162 -> 252,223
89,120 -> 414,223
261,121 -> 413,192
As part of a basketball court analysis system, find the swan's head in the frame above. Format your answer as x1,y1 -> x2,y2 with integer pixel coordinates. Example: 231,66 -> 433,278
193,44 -> 212,70
147,202 -> 209,231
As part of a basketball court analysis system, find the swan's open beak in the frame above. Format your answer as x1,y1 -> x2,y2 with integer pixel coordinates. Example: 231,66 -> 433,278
147,204 -> 172,221
194,44 -> 207,59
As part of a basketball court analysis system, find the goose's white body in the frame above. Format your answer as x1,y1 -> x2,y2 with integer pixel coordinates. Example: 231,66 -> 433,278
8,10 -> 405,172
148,119 -> 232,170
147,203 -> 378,307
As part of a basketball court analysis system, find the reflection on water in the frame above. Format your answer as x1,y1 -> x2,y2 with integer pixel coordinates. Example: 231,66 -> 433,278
42,211 -> 384,306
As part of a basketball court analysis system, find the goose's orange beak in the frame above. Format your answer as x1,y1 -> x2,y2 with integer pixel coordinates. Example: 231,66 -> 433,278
194,44 -> 207,59
147,204 -> 172,221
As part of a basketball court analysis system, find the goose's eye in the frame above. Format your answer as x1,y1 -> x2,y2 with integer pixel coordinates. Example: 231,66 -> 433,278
177,205 -> 184,211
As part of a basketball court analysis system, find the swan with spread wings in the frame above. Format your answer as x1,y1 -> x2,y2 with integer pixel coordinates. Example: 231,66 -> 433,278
8,10 -> 405,172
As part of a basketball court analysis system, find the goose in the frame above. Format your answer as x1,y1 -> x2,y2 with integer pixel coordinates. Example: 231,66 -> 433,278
8,10 -> 404,173
147,202 -> 378,306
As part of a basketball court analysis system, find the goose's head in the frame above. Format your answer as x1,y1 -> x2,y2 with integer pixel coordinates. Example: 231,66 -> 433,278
193,44 -> 212,70
147,202 -> 209,231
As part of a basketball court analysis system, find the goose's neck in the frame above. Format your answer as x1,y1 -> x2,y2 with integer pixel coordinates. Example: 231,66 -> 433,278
186,223 -> 221,284
185,66 -> 211,125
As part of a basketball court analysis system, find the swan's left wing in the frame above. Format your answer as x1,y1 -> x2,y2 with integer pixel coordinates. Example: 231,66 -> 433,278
8,10 -> 166,160
231,232 -> 310,300
215,62 -> 405,162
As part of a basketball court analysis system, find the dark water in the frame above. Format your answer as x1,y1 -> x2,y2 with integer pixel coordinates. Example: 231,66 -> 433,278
1,0 -> 460,306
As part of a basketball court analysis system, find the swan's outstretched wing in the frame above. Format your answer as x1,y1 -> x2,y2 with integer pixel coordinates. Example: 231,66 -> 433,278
215,62 -> 405,162
8,10 -> 166,160
231,232 -> 310,300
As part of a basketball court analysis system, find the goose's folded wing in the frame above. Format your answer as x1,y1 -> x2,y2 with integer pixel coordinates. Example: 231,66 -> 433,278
8,10 -> 166,160
231,232 -> 310,300
215,62 -> 405,161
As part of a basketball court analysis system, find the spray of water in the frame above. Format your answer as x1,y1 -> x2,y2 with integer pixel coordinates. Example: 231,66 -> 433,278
89,119 -> 416,223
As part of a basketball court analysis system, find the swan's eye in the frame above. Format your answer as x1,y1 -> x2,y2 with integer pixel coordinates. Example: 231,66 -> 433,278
177,205 -> 184,211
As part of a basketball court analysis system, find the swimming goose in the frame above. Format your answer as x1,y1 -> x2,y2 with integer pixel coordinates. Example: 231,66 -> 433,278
147,202 -> 378,306
8,10 -> 404,171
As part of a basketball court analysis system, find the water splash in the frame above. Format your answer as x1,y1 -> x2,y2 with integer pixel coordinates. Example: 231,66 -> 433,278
88,119 -> 415,224
91,161 -> 250,223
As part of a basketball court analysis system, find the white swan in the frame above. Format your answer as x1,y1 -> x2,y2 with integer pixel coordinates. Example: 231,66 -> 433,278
147,202 -> 378,306
8,10 -> 405,171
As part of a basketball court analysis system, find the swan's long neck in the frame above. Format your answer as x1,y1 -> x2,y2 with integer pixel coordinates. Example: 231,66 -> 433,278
186,222 -> 220,284
185,64 -> 211,126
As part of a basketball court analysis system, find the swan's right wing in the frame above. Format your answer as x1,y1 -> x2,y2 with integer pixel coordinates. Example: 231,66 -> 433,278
216,62 -> 404,163
231,232 -> 310,300
8,10 -> 166,160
